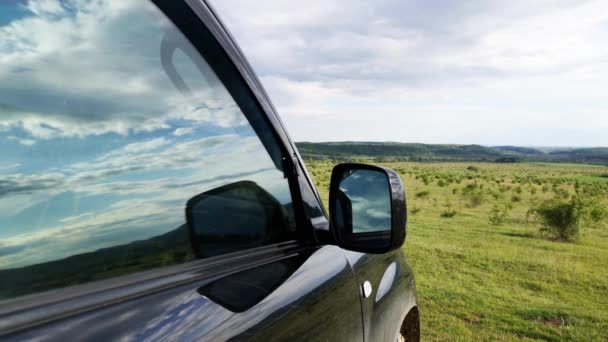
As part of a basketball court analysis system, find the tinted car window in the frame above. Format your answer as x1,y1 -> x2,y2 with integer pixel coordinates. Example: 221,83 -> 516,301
299,174 -> 325,219
0,0 -> 295,300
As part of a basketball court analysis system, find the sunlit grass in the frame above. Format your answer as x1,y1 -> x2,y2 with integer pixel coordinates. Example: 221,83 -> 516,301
306,160 -> 608,341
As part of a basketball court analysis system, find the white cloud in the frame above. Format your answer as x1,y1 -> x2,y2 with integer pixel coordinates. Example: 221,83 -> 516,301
209,0 -> 608,146
6,135 -> 36,145
24,0 -> 66,16
18,139 -> 36,146
121,137 -> 169,154
365,208 -> 391,219
0,132 -> 289,268
0,0 -> 245,140
173,127 -> 194,136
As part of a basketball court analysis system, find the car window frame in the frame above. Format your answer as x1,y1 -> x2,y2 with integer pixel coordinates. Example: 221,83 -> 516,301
177,0 -> 319,241
188,0 -> 328,221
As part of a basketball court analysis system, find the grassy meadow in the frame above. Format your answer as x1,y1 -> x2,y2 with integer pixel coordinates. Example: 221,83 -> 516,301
305,160 -> 608,341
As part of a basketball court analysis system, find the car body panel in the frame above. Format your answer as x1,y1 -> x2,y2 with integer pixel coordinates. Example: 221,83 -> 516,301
2,246 -> 363,341
343,250 -> 417,341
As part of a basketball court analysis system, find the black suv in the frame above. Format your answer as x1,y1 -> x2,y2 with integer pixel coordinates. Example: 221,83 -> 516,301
0,0 -> 418,340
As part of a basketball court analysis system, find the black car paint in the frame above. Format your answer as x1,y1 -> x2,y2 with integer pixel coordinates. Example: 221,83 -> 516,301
3,246 -> 366,341
0,0 -> 417,340
343,250 -> 417,341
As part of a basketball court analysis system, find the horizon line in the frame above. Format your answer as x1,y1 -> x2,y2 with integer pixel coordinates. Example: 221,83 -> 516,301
294,141 -> 608,149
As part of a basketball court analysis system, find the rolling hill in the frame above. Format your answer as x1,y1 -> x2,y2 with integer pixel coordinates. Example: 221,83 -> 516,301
295,142 -> 608,165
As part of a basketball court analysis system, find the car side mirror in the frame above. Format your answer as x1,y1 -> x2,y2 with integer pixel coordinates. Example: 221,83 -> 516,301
185,181 -> 288,259
329,163 -> 406,253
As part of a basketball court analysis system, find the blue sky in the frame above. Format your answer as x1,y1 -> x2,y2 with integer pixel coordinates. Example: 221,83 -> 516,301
209,0 -> 608,147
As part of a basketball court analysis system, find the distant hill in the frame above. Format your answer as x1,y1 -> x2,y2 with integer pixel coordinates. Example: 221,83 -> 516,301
295,142 -> 608,165
492,146 -> 547,155
0,225 -> 194,299
547,147 -> 608,164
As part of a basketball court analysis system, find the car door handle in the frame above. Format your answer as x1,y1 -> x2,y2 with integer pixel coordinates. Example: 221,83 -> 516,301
362,280 -> 373,298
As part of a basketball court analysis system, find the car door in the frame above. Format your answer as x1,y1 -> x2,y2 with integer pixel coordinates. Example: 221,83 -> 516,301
0,0 -> 363,340
341,250 -> 416,341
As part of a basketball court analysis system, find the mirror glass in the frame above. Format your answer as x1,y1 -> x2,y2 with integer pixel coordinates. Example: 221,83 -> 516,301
335,169 -> 391,234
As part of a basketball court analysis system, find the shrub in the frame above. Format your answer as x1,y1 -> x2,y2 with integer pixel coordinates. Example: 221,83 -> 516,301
553,188 -> 570,199
440,209 -> 458,218
415,190 -> 430,199
511,195 -> 522,202
460,183 -> 484,207
588,202 -> 608,223
527,196 -> 607,241
578,184 -> 604,197
463,183 -> 479,193
464,191 -> 484,208
440,201 -> 458,218
489,204 -> 512,225
410,206 -> 422,216
467,165 -> 480,172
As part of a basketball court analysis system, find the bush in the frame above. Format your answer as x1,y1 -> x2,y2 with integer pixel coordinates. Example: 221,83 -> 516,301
465,191 -> 484,208
588,202 -> 608,223
459,183 -> 484,207
463,183 -> 479,193
415,190 -> 430,199
440,209 -> 458,218
511,195 -> 522,203
489,204 -> 512,225
440,201 -> 458,218
527,196 -> 607,241
410,206 -> 422,216
467,165 -> 480,172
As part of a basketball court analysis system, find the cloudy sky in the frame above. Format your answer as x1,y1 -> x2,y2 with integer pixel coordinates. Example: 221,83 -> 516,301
208,0 -> 608,147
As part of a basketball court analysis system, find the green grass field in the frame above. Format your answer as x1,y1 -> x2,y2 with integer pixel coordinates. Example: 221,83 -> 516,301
306,160 -> 608,341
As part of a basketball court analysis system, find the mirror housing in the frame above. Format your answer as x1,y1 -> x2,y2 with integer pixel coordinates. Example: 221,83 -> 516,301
185,181 -> 288,259
329,163 -> 406,254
